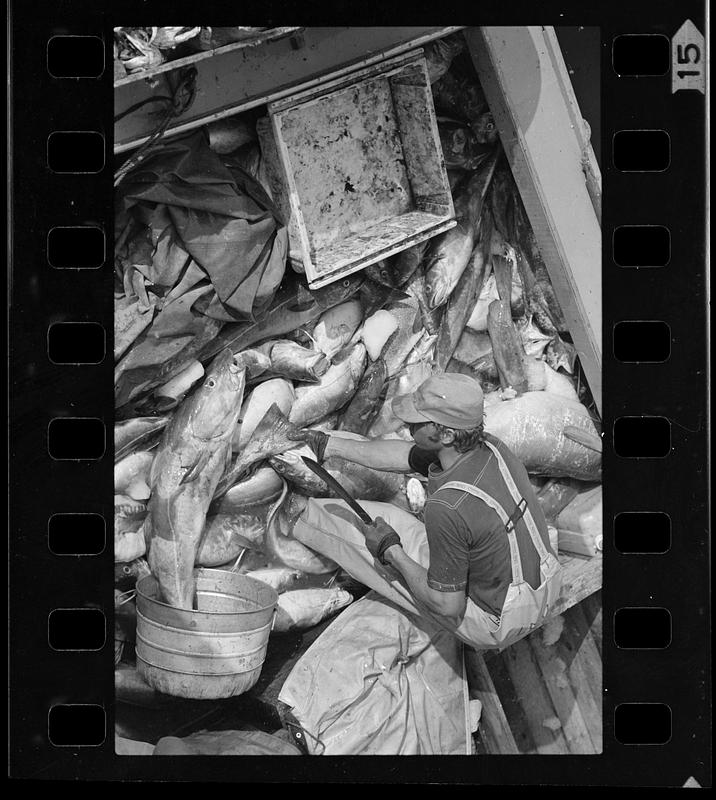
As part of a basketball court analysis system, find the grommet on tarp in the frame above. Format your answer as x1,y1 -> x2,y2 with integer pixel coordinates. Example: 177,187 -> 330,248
283,720 -> 323,755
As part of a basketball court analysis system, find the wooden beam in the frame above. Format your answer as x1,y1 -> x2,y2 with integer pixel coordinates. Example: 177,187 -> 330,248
115,27 -> 465,153
465,26 -> 602,414
558,527 -> 601,558
464,650 -> 520,754
560,603 -> 603,751
552,552 -> 603,617
483,650 -> 536,752
502,639 -> 570,754
529,629 -> 595,753
566,600 -> 604,713
580,589 -> 603,654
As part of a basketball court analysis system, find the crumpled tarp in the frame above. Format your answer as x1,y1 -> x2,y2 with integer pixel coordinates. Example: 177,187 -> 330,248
278,500 -> 471,755
279,591 -> 470,755
117,130 -> 288,322
114,131 -> 288,408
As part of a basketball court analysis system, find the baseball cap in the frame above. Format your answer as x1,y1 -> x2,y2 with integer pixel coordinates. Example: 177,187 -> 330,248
391,373 -> 484,429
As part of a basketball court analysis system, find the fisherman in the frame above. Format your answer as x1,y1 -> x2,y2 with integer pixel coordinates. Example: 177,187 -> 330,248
289,373 -> 561,649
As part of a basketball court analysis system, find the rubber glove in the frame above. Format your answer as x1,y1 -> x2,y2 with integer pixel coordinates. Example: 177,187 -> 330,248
360,516 -> 402,565
286,428 -> 329,461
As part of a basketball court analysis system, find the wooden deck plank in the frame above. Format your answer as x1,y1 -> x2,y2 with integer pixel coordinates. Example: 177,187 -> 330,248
552,552 -> 602,617
464,650 -> 520,754
557,528 -> 600,558
528,628 -> 595,754
580,590 -> 603,654
558,605 -> 603,752
564,600 -> 603,714
502,639 -> 570,754
484,650 -> 537,754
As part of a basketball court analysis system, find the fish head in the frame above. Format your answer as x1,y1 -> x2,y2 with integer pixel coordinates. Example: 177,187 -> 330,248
472,112 -> 499,145
188,349 -> 247,441
311,272 -> 365,309
365,259 -> 398,289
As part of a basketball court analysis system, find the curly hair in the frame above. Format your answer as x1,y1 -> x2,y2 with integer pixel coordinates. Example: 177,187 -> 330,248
433,422 -> 487,453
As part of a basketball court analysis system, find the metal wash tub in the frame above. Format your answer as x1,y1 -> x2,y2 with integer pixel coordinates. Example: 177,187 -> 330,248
135,568 -> 278,700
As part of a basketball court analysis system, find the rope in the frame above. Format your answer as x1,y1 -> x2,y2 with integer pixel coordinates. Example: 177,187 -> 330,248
114,66 -> 198,188
114,95 -> 173,123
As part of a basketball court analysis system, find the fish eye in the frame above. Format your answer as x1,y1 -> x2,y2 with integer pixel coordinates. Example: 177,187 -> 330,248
206,379 -> 216,388
342,279 -> 350,287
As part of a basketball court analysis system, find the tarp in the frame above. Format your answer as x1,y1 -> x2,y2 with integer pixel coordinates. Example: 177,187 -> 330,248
114,131 -> 288,408
279,591 -> 470,755
278,500 -> 471,755
117,130 -> 288,323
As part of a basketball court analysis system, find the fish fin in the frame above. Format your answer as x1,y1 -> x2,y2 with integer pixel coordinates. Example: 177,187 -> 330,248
287,299 -> 316,313
179,451 -> 212,485
229,547 -> 248,573
300,328 -> 320,350
153,396 -> 181,414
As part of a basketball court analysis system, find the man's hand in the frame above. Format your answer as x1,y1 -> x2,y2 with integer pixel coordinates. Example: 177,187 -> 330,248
286,428 -> 329,461
360,516 -> 402,565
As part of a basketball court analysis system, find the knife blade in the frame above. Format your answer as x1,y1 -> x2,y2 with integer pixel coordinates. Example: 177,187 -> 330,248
301,456 -> 374,526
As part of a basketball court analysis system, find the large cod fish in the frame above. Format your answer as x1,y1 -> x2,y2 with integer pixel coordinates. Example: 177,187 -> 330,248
145,348 -> 251,609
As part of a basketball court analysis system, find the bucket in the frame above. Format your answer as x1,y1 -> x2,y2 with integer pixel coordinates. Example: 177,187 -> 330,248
135,568 -> 278,700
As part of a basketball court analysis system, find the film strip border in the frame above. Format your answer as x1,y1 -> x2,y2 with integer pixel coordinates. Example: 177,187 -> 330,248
8,7 -> 709,786
10,10 -> 115,769
605,16 -> 708,777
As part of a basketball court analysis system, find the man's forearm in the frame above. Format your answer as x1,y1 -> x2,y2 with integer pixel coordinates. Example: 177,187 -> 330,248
324,437 -> 414,472
383,546 -> 465,624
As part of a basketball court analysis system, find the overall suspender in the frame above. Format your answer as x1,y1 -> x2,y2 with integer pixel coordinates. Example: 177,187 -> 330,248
434,441 -> 552,584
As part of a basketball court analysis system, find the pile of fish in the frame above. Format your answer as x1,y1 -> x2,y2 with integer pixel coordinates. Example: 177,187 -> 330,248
113,27 -> 268,79
114,32 -> 602,634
